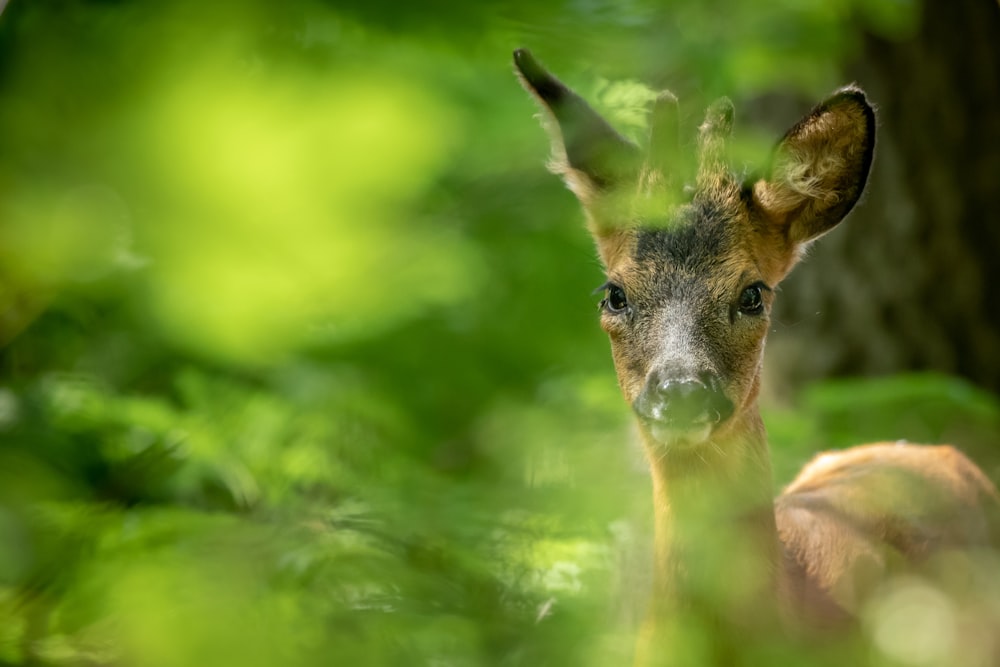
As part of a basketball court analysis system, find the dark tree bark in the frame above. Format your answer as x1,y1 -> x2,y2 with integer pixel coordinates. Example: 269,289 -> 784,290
769,0 -> 1000,394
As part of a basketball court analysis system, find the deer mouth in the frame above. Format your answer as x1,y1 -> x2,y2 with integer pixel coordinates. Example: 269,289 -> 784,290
640,414 -> 721,450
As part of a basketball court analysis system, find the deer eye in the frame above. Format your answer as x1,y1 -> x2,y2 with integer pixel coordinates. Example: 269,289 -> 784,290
737,283 -> 767,316
600,283 -> 629,314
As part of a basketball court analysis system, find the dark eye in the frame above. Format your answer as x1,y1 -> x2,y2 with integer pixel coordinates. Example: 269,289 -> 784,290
737,284 -> 765,316
601,283 -> 629,314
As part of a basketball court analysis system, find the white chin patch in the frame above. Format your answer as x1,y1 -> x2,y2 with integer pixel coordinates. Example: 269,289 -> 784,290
648,422 -> 713,449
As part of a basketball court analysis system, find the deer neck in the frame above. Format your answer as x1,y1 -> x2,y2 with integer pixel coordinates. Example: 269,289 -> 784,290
642,404 -> 781,627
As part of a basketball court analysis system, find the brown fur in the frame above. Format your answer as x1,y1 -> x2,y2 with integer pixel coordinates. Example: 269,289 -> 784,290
778,443 -> 999,615
514,49 -> 999,665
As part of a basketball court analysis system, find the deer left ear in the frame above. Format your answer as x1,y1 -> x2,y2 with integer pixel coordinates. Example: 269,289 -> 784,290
513,48 -> 641,206
752,87 -> 875,246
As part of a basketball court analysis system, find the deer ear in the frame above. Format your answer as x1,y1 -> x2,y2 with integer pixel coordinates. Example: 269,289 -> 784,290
752,87 -> 875,246
513,48 -> 640,203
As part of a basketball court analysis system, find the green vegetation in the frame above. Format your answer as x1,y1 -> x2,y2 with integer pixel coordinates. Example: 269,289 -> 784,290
1,1 -> 995,665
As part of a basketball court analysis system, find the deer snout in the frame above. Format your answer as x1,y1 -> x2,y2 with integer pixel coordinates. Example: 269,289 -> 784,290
633,373 -> 734,443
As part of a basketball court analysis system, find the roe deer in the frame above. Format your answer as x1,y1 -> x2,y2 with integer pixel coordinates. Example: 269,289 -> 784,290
514,48 -> 1000,666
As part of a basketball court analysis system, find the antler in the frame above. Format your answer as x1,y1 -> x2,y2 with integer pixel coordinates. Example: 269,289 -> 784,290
696,98 -> 735,192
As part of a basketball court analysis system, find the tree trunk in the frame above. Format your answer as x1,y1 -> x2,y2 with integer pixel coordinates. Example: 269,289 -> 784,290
769,0 -> 1000,394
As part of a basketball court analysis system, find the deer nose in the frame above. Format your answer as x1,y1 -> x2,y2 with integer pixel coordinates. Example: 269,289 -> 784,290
634,375 -> 734,430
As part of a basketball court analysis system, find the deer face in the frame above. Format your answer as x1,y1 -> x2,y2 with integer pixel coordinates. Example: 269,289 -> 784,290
514,49 -> 874,452
596,192 -> 774,448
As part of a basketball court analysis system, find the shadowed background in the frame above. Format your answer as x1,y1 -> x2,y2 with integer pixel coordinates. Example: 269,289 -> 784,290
0,0 -> 997,665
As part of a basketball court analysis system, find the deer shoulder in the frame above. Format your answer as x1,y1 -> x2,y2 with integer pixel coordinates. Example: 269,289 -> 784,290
777,442 -> 999,617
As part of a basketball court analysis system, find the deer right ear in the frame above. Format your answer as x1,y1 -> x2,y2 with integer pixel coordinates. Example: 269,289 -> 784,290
752,87 -> 876,247
513,49 -> 640,206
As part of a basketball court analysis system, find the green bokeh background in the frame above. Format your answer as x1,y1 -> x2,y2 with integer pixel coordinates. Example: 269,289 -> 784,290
0,1 -> 997,665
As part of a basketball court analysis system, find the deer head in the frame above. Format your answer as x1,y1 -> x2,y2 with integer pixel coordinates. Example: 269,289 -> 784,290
514,49 -> 875,458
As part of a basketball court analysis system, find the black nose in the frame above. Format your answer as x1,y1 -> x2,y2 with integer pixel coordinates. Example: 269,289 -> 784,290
633,375 -> 734,429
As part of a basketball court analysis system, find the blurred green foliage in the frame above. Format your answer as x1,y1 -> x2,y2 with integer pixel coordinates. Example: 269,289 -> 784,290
0,0 -> 996,666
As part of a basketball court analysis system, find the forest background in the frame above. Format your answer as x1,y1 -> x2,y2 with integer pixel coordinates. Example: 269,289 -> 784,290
0,0 -> 998,665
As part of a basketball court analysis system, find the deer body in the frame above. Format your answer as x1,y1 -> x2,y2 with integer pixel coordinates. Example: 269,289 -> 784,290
514,49 -> 999,665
